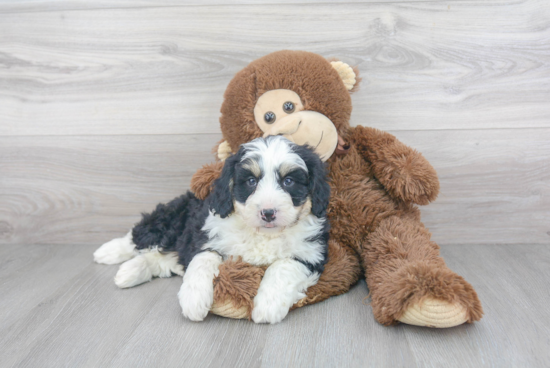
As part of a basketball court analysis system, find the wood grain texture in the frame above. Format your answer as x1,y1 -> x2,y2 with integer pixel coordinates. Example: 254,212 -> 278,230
401,128 -> 550,245
0,134 -> 219,245
0,0 -> 454,14
0,243 -> 548,367
1,129 -> 549,246
0,245 -> 93,332
1,0 -> 549,135
0,2 -> 548,245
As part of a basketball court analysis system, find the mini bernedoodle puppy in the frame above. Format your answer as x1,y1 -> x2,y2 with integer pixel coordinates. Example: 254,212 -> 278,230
94,136 -> 331,324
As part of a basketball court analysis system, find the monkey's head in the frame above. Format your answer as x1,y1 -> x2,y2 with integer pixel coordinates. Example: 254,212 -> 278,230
218,50 -> 359,162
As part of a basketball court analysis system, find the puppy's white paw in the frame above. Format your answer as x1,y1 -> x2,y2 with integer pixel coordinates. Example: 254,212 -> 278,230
252,291 -> 291,324
178,282 -> 213,322
177,251 -> 221,322
94,232 -> 135,265
171,263 -> 185,277
148,251 -> 183,278
114,256 -> 152,288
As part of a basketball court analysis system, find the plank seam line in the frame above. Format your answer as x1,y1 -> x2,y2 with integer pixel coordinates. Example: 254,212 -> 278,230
1,126 -> 549,138
0,0 -> 474,15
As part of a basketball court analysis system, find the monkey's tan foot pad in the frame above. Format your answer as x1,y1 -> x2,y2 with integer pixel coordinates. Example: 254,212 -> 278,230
397,298 -> 468,328
210,300 -> 248,320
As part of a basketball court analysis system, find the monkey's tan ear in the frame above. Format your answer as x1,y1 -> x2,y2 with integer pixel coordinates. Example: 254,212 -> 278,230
217,140 -> 233,161
330,61 -> 357,91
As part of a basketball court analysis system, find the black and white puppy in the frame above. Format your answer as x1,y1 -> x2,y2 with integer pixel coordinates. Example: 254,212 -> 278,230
94,136 -> 330,324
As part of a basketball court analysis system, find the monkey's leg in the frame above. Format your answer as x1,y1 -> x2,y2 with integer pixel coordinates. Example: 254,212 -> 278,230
362,215 -> 483,327
210,240 -> 362,319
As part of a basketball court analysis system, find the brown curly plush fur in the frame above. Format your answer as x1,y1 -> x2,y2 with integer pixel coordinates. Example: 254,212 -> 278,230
213,258 -> 266,319
212,241 -> 363,319
220,51 -> 353,152
190,161 -> 224,201
192,50 -> 483,325
294,240 -> 362,310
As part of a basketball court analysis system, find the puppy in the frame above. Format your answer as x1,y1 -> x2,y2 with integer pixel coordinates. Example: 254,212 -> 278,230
94,136 -> 330,324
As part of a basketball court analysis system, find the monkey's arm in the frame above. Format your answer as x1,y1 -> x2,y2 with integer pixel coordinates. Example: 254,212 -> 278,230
190,161 -> 224,200
352,126 -> 439,205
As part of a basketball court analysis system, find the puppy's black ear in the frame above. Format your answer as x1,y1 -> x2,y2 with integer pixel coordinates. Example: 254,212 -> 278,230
308,159 -> 331,218
293,145 -> 331,218
209,148 -> 243,218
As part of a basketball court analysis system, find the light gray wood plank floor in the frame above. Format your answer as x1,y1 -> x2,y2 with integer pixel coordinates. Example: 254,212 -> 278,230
0,244 -> 548,368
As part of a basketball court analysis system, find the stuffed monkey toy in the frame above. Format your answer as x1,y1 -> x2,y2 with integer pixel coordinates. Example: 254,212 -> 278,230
193,50 -> 483,327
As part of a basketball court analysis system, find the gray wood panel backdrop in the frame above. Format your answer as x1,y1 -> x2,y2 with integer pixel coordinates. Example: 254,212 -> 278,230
1,0 -> 549,246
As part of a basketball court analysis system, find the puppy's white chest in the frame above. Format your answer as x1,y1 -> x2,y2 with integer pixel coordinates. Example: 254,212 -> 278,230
201,213 -> 323,267
229,232 -> 291,265
211,228 -> 293,266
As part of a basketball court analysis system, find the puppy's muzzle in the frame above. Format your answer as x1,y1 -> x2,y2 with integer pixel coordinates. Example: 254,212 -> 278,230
261,209 -> 276,223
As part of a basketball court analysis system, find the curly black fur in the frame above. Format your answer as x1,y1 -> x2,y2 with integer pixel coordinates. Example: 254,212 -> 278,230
131,138 -> 330,270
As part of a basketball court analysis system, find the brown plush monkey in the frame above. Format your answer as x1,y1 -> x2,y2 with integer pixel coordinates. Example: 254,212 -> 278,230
193,50 -> 483,327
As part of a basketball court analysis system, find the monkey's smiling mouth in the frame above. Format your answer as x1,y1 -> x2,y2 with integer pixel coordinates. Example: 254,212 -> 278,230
314,131 -> 324,150
304,131 -> 324,150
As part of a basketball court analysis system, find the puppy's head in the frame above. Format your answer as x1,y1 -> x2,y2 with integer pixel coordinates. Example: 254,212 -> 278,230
210,136 -> 330,231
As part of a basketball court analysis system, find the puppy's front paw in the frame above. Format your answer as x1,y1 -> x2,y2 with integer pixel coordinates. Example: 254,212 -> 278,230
178,282 -> 213,322
252,291 -> 291,324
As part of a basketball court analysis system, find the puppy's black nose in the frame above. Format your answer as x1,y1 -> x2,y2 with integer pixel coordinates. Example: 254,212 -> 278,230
261,209 -> 276,222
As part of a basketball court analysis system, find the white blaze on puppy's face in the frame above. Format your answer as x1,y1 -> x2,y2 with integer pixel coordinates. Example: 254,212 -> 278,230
232,136 -> 310,232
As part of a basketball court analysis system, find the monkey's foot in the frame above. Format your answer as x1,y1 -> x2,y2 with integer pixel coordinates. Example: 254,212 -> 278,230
398,297 -> 468,328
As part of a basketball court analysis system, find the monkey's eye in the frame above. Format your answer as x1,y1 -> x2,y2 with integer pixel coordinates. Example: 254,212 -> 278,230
247,178 -> 257,187
283,101 -> 295,113
264,111 -> 276,124
283,177 -> 294,187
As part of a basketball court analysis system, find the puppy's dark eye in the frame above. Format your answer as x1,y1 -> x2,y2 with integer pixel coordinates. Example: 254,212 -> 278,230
247,178 -> 257,187
264,112 -> 276,124
283,101 -> 295,113
283,177 -> 294,187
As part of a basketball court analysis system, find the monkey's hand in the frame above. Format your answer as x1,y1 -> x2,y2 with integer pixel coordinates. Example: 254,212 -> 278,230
190,161 -> 224,200
353,126 -> 439,205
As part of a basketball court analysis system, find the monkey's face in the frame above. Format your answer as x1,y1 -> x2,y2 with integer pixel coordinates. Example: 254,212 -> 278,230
253,89 -> 339,162
218,51 -> 358,161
